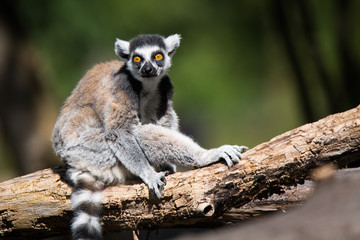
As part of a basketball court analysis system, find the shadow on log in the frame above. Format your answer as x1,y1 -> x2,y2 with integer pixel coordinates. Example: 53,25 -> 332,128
1,105 -> 360,238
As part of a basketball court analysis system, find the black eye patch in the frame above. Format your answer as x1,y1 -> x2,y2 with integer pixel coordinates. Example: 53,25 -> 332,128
152,51 -> 164,59
152,51 -> 165,66
132,54 -> 143,68
133,55 -> 142,63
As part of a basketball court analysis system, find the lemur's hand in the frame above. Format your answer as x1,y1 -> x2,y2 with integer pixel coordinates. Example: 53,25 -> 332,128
203,145 -> 248,168
143,171 -> 167,199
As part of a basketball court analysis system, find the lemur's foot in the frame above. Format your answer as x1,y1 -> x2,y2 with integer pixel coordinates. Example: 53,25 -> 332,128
202,145 -> 248,168
144,171 -> 167,199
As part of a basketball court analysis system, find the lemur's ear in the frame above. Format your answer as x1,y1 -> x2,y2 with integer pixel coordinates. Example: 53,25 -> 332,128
165,34 -> 181,57
115,38 -> 130,60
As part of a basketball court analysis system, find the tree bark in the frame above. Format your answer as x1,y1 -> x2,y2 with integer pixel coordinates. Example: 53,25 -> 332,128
1,105 -> 360,238
174,168 -> 360,240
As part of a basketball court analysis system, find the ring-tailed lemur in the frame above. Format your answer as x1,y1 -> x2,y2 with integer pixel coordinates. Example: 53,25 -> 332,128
52,34 -> 247,240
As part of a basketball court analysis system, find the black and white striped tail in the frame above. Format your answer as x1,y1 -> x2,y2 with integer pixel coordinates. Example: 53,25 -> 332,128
69,170 -> 104,240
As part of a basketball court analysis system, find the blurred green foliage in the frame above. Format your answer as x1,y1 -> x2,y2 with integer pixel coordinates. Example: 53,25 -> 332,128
1,0 -> 359,180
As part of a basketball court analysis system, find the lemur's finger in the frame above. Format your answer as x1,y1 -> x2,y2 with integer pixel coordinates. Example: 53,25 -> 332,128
233,145 -> 248,153
220,152 -> 233,168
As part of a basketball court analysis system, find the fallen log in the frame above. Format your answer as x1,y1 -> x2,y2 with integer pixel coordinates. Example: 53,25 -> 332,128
1,105 -> 360,238
174,168 -> 360,240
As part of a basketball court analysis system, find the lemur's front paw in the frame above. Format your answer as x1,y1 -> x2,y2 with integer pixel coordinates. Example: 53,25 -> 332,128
145,171 -> 167,199
216,145 -> 248,168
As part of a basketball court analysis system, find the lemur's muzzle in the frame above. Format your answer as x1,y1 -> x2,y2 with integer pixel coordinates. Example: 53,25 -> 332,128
141,62 -> 158,78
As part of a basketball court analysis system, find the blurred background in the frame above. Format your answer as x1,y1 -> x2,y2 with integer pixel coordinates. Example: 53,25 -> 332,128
0,0 -> 359,183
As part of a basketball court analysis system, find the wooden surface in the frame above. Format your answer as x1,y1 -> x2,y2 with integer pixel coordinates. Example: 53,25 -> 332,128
174,168 -> 360,240
1,105 -> 360,238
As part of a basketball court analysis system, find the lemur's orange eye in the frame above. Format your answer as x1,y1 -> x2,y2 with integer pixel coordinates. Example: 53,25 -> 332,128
133,56 -> 141,63
155,54 -> 163,60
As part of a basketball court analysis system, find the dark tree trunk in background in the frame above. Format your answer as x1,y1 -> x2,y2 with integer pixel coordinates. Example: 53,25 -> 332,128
270,0 -> 360,122
0,1 -> 59,174
270,0 -> 315,123
337,0 -> 360,109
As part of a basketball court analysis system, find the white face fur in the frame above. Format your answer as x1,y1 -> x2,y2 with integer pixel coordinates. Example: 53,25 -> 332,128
127,45 -> 171,83
115,34 -> 181,84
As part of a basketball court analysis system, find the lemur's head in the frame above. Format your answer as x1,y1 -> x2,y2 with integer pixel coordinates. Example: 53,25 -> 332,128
115,34 -> 181,82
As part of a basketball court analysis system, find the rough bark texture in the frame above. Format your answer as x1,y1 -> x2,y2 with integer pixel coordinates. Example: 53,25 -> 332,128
1,105 -> 360,238
224,180 -> 315,221
174,168 -> 360,240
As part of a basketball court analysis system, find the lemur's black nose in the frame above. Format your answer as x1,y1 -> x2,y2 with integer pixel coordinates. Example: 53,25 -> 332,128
141,62 -> 156,77
144,66 -> 152,74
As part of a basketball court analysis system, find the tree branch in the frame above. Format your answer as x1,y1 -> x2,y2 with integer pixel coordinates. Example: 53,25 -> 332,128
174,167 -> 360,240
1,105 -> 360,238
